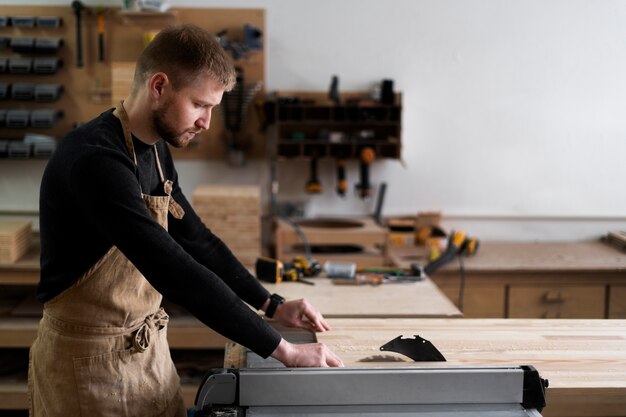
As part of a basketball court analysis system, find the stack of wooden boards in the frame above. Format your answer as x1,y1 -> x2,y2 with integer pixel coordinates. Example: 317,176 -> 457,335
0,221 -> 32,263
192,185 -> 260,267
604,231 -> 626,251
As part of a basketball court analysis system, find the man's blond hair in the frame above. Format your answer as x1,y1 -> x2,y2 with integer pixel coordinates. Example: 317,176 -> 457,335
132,24 -> 236,94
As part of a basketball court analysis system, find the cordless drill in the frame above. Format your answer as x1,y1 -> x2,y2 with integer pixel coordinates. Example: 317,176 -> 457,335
424,230 -> 479,275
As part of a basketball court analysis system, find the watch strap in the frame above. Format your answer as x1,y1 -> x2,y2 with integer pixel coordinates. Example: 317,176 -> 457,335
265,293 -> 284,318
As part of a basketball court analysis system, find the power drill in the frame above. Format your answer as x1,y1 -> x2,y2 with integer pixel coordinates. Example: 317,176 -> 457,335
423,230 -> 479,275
255,256 -> 320,285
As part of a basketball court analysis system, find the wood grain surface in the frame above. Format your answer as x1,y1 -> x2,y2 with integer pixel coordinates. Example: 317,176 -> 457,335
316,318 -> 626,417
261,276 -> 462,318
391,241 -> 626,272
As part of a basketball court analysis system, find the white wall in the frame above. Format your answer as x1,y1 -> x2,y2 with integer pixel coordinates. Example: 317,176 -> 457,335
3,0 -> 626,240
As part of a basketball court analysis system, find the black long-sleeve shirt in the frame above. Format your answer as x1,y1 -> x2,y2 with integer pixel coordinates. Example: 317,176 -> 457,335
38,108 -> 281,357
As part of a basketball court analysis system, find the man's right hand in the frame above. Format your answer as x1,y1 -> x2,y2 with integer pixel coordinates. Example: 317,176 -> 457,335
271,338 -> 344,368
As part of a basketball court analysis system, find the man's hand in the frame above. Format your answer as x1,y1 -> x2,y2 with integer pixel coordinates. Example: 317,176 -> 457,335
271,338 -> 344,368
271,298 -> 331,332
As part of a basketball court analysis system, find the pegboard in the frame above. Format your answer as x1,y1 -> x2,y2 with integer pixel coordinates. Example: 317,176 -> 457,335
0,5 -> 266,160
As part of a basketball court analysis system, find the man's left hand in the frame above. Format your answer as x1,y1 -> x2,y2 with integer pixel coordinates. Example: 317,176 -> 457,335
272,299 -> 331,332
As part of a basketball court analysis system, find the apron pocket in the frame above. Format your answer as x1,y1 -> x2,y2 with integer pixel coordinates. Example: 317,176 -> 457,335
73,331 -> 180,417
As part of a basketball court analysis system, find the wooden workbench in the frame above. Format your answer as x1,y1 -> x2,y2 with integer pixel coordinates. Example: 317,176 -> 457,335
260,275 -> 461,318
390,241 -> 626,318
0,246 -> 459,410
227,318 -> 626,417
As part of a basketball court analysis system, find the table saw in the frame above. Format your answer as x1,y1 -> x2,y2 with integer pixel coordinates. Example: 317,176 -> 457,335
193,364 -> 547,416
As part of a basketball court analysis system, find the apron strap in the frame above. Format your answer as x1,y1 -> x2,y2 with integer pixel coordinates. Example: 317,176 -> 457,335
113,101 -> 138,166
132,307 -> 170,353
112,101 -> 185,220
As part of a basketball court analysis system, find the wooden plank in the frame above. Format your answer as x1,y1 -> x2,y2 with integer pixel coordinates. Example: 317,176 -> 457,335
0,241 -> 40,285
0,221 -> 32,263
316,318 -> 626,417
192,185 -> 261,267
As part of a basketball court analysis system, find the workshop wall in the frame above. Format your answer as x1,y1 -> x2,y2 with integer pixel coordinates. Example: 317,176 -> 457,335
4,0 -> 626,240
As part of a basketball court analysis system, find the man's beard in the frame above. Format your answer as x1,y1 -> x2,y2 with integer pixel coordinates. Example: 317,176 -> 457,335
151,102 -> 199,148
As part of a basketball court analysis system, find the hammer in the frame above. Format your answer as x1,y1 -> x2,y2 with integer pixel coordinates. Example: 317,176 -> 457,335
71,0 -> 85,68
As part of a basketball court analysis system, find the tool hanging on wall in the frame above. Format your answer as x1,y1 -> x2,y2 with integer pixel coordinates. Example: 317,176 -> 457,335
219,67 -> 263,166
329,75 -> 340,104
216,24 -> 263,61
305,154 -> 322,194
96,8 -> 105,62
335,158 -> 347,196
71,1 -> 85,68
355,146 -> 375,199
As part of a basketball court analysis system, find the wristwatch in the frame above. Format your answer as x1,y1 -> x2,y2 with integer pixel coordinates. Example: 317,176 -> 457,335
265,293 -> 285,319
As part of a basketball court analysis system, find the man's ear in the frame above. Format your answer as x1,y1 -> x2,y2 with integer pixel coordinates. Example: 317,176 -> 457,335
148,72 -> 169,100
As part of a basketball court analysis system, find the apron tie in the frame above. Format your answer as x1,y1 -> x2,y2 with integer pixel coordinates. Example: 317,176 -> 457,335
132,308 -> 169,353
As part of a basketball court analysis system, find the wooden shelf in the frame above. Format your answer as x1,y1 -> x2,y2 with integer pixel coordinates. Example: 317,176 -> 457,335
273,91 -> 402,160
0,368 -> 200,410
0,315 -> 230,349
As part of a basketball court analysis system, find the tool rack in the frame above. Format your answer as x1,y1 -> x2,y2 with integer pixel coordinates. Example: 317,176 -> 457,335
0,5 -> 266,161
271,90 -> 402,160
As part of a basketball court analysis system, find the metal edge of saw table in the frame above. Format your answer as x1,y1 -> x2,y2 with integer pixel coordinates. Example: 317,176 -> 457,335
193,365 -> 547,417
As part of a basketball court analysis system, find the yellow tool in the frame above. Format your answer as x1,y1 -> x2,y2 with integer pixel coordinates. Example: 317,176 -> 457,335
255,257 -> 316,285
424,230 -> 479,275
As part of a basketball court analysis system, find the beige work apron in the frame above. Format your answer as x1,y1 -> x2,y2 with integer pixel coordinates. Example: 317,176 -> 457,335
28,102 -> 187,417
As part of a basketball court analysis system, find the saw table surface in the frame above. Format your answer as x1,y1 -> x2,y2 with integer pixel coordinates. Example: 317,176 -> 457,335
313,318 -> 626,417
225,319 -> 626,417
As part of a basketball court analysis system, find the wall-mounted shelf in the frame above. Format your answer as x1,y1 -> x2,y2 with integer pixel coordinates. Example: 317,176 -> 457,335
272,91 -> 402,160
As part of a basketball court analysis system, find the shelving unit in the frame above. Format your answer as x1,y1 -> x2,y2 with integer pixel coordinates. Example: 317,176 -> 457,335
272,90 -> 402,160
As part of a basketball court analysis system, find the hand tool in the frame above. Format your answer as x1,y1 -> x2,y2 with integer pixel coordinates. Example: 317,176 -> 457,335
372,181 -> 387,225
8,58 -> 32,74
255,257 -> 315,285
355,146 -> 375,199
328,75 -> 340,104
11,17 -> 35,27
0,83 -> 9,100
10,38 -> 35,54
30,109 -> 63,128
424,230 -> 479,275
335,158 -> 347,196
97,8 -> 106,62
305,155 -> 322,193
33,58 -> 62,74
6,110 -> 30,128
34,38 -> 63,54
35,16 -> 63,28
34,84 -> 64,102
11,83 -> 35,100
71,1 -> 86,68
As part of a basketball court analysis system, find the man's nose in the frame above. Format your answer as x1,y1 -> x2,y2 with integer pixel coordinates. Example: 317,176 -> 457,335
196,109 -> 211,130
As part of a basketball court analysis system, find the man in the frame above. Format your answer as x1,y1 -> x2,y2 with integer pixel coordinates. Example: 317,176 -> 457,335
29,24 -> 342,416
